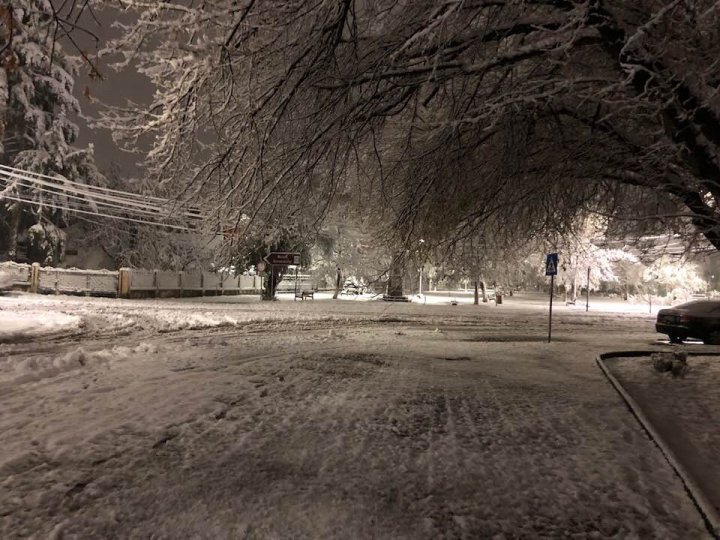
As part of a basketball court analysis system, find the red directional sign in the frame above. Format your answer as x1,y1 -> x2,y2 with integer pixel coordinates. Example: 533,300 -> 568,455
264,252 -> 301,266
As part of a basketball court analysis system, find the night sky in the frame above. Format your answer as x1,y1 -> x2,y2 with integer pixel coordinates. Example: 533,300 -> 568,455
70,6 -> 151,178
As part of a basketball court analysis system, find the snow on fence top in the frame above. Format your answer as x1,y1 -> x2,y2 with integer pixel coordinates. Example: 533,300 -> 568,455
0,262 -> 32,288
0,262 -> 261,298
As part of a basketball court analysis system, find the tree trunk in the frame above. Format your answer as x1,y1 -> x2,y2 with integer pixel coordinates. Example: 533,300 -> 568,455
474,280 -> 479,305
481,280 -> 488,302
571,271 -> 577,303
263,268 -> 282,300
387,252 -> 405,297
6,205 -> 21,261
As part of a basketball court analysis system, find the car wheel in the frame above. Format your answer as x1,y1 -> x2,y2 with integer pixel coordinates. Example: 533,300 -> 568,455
668,334 -> 684,344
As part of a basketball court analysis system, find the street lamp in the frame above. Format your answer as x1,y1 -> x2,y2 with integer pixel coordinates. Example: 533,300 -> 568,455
648,272 -> 658,313
417,239 -> 425,295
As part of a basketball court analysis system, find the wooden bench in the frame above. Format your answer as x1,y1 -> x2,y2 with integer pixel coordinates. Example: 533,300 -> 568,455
382,295 -> 410,302
295,289 -> 314,300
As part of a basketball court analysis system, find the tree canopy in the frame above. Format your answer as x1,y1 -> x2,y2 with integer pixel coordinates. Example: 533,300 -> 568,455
95,0 -> 720,257
94,0 -> 720,252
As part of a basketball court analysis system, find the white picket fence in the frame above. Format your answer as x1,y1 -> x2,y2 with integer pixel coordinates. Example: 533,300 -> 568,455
39,266 -> 119,296
275,273 -> 313,292
124,268 -> 260,296
0,262 -> 262,298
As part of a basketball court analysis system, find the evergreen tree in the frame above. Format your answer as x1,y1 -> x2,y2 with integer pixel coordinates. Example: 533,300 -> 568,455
0,1 -> 103,263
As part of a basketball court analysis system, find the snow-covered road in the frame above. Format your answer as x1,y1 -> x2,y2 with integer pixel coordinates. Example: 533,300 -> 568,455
0,293 -> 713,538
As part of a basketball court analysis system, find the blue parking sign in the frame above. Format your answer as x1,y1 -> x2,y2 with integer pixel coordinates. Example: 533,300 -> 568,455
545,253 -> 559,276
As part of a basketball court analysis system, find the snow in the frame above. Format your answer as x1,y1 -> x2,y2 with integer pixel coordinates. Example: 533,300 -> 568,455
606,354 -> 720,522
0,293 -> 370,337
0,291 -> 715,538
0,310 -> 82,342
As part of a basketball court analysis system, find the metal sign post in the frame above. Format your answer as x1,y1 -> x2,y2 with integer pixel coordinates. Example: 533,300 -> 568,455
586,267 -> 590,312
263,252 -> 301,301
545,253 -> 559,343
294,266 -> 299,301
549,275 -> 555,343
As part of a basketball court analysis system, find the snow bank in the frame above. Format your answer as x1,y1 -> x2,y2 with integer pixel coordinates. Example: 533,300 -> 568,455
0,294 -> 365,340
2,343 -> 158,385
0,311 -> 82,342
149,309 -> 347,332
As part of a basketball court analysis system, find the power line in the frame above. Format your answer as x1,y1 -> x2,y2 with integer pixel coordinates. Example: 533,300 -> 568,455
0,164 -> 205,215
0,164 -> 208,229
0,163 -> 169,203
0,176 -> 168,218
0,193 -> 197,231
0,168 -> 205,220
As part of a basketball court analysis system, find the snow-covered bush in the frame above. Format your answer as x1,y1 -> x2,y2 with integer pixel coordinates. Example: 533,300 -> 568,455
27,223 -> 65,265
651,350 -> 688,378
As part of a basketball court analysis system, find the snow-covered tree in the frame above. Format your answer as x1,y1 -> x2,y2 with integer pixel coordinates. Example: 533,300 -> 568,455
549,218 -> 635,302
228,222 -> 313,300
0,1 -> 104,262
311,218 -> 391,294
645,257 -> 707,302
96,0 -> 720,268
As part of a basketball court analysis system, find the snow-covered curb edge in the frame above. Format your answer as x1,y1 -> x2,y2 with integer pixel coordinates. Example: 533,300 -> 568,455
596,351 -> 720,539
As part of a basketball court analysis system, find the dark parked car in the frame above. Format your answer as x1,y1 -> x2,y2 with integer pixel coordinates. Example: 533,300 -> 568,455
656,300 -> 720,344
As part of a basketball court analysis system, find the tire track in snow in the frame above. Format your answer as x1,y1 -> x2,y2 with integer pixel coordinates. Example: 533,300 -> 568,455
0,334 -> 369,471
1,318 -> 712,539
1,335 -> 399,539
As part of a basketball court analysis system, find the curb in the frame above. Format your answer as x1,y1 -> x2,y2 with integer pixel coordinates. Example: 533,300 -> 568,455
596,351 -> 720,539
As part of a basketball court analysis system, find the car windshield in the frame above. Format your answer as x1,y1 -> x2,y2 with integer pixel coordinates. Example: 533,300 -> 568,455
673,300 -> 720,313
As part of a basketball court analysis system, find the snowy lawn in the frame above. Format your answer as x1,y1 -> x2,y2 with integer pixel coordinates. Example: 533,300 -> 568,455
606,354 -> 720,522
0,292 -> 715,537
